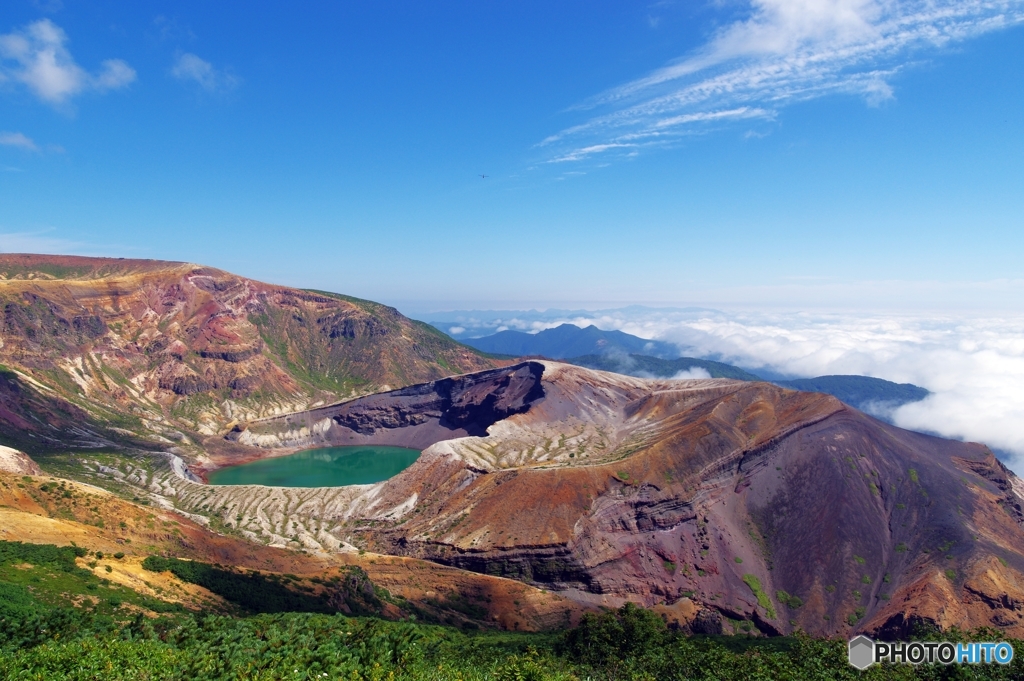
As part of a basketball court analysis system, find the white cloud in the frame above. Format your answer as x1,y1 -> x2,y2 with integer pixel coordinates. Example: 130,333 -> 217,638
0,132 -> 37,151
545,0 -> 1024,162
93,59 -> 136,91
546,107 -> 775,161
550,143 -> 637,163
171,53 -> 238,92
671,367 -> 713,380
0,19 -> 135,105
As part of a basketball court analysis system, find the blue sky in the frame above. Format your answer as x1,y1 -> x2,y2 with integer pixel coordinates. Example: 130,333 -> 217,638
1,0 -> 1023,312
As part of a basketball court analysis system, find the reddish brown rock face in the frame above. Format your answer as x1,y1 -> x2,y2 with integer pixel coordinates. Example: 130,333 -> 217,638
239,361 -> 1024,638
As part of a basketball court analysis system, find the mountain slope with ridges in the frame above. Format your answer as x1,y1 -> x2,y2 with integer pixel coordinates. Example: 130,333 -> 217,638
0,254 -> 499,449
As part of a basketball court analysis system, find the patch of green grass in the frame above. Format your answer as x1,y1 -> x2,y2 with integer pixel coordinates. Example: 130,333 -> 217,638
741,574 -> 775,619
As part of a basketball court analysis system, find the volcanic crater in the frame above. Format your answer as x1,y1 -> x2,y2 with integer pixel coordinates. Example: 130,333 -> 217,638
170,360 -> 1024,638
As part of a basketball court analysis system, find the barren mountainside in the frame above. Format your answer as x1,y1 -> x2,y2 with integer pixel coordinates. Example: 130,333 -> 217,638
0,254 -> 499,451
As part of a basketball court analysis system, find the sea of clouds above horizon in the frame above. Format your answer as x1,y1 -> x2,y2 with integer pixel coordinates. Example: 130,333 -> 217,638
443,309 -> 1024,474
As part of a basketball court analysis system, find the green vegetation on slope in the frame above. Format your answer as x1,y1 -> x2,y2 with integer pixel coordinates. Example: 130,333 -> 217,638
0,256 -> 172,281
773,375 -> 930,410
742,573 -> 777,620
2,542 -> 1023,680
248,290 -> 495,396
0,541 -> 183,651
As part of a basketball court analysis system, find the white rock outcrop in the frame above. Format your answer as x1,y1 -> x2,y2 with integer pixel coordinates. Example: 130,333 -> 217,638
0,445 -> 42,475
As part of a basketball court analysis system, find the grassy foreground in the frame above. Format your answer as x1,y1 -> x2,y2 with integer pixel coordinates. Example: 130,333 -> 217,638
1,541 -> 1021,680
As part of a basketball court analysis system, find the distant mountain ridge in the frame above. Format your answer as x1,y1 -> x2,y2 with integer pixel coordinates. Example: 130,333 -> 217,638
453,323 -> 681,358
421,305 -> 718,340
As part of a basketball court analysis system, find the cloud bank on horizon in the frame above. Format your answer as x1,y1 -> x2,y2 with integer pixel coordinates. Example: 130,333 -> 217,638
544,0 -> 1024,162
431,308 -> 1024,473
654,313 -> 1024,474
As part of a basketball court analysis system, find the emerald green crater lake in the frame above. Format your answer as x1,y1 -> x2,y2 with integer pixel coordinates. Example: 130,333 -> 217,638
207,446 -> 422,488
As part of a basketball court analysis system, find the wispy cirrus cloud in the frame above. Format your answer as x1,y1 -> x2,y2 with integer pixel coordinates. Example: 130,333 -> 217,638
547,107 -> 773,161
171,52 -> 239,92
543,0 -> 1024,162
0,19 -> 135,105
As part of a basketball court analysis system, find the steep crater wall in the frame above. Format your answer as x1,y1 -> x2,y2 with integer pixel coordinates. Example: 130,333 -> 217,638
223,362 -> 546,454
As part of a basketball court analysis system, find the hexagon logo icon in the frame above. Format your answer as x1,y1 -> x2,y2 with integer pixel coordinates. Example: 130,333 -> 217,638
848,635 -> 875,670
